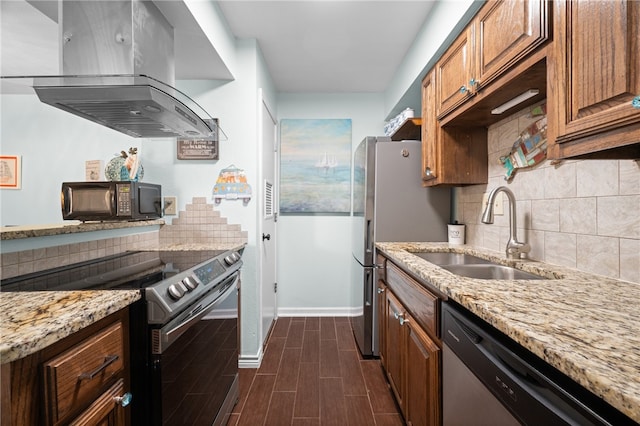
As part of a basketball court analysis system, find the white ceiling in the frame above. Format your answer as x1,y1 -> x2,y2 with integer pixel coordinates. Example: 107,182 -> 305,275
217,1 -> 435,92
1,0 -> 434,95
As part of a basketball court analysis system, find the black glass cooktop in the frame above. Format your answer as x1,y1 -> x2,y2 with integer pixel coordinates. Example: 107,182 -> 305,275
0,250 -> 224,292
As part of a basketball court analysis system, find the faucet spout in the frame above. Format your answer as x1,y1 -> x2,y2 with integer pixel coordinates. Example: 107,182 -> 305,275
481,186 -> 530,259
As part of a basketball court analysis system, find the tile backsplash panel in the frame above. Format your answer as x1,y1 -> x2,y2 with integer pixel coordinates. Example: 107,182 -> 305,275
0,232 -> 160,279
454,105 -> 640,284
158,197 -> 248,245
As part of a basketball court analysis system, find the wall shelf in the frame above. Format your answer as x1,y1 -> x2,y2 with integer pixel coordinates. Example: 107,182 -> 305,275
391,118 -> 422,141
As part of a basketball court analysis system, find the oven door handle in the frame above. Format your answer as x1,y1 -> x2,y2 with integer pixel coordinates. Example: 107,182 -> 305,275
153,273 -> 239,354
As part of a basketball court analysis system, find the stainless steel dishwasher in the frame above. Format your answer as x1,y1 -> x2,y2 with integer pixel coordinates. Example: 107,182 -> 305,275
441,302 -> 636,426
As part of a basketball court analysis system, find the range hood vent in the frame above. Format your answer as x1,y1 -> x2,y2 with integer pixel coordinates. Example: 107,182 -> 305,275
31,74 -> 222,139
4,0 -> 224,140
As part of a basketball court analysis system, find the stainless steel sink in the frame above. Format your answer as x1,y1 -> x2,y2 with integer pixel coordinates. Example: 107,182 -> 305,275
413,252 -> 491,265
440,264 -> 547,280
411,251 -> 548,280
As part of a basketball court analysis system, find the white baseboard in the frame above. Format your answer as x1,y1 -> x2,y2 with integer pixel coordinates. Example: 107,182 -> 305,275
276,307 -> 361,317
239,347 -> 263,369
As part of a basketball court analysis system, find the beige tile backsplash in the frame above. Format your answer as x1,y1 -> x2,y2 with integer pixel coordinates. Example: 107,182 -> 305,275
158,197 -> 248,245
456,104 -> 640,284
1,197 -> 247,280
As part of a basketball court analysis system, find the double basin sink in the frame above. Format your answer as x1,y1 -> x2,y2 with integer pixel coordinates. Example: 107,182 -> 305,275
412,252 -> 547,280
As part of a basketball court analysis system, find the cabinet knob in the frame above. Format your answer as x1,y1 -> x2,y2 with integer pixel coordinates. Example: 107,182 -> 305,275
424,167 -> 436,181
399,316 -> 410,326
632,95 -> 640,109
469,78 -> 478,87
377,287 -> 385,294
262,233 -> 271,241
114,392 -> 133,407
459,85 -> 469,94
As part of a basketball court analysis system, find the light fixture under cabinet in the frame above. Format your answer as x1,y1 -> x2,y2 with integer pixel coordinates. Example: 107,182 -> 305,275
491,89 -> 540,115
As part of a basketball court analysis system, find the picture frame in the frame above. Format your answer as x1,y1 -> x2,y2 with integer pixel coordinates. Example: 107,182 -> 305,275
0,155 -> 21,189
279,119 -> 352,215
177,118 -> 219,160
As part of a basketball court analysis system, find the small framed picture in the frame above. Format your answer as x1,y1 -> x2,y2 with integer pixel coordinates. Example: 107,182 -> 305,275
0,155 -> 21,189
177,118 -> 219,160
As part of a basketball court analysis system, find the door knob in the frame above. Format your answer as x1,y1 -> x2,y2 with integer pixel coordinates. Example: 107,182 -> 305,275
262,233 -> 271,241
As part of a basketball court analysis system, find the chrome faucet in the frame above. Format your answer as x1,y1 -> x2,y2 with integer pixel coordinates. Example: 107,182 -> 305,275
481,186 -> 530,259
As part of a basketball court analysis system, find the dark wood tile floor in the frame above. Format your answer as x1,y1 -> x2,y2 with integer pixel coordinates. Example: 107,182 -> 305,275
227,317 -> 404,426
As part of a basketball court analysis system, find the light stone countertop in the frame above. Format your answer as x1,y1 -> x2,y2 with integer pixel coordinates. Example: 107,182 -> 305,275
0,220 -> 165,240
0,290 -> 141,364
376,242 -> 640,424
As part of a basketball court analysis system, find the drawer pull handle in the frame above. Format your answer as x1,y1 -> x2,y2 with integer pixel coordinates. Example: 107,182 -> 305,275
78,354 -> 119,380
114,392 -> 133,407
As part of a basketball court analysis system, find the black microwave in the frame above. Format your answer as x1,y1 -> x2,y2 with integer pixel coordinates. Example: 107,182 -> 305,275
61,181 -> 162,221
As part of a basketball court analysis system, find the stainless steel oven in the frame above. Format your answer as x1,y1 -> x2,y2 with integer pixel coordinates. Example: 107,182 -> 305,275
1,248 -> 243,426
146,269 -> 240,426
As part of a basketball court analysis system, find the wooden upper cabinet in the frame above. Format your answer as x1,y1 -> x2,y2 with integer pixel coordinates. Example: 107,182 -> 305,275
436,0 -> 549,122
421,70 -> 440,183
436,26 -> 475,119
422,69 -> 488,187
548,0 -> 640,159
475,0 -> 549,90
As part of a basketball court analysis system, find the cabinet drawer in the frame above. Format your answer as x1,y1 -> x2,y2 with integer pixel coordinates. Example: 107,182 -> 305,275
387,262 -> 439,339
44,321 -> 125,424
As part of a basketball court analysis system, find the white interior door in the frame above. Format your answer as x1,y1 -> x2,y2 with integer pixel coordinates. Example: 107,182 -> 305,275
260,90 -> 277,346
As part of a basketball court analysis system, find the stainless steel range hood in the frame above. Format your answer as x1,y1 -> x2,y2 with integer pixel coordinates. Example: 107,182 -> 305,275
6,0 -> 223,139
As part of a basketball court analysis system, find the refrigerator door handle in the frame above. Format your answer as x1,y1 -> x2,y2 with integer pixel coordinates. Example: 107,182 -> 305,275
365,267 -> 373,306
366,219 -> 373,254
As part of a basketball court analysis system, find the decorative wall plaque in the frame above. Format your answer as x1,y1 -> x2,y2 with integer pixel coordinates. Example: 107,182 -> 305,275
177,118 -> 219,160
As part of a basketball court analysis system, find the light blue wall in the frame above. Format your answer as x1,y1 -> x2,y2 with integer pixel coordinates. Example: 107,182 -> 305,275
0,94 -> 140,226
275,93 -> 385,315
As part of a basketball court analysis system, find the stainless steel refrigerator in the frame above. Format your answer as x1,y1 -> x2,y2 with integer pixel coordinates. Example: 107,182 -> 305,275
351,137 -> 450,357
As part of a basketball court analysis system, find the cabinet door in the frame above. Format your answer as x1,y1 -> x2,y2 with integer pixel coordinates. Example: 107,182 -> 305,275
69,379 -> 126,426
404,317 -> 441,426
548,0 -> 640,158
385,291 -> 405,413
377,280 -> 388,368
436,26 -> 475,118
422,70 -> 488,187
421,70 -> 440,184
475,0 -> 548,89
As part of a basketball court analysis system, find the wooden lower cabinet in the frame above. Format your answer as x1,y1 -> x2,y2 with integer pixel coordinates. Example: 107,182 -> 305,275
69,379 -> 126,426
377,279 -> 388,369
385,291 -> 405,414
379,259 -> 442,426
405,316 -> 441,426
0,309 -> 131,426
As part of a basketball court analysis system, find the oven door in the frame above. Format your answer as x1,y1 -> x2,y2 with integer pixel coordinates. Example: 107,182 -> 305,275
150,272 -> 239,426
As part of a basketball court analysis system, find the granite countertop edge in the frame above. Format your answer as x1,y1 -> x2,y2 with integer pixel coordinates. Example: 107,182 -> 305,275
0,290 -> 141,364
376,241 -> 640,424
0,220 -> 165,240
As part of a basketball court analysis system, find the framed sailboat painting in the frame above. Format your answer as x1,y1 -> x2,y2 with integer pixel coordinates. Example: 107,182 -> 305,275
280,119 -> 352,215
